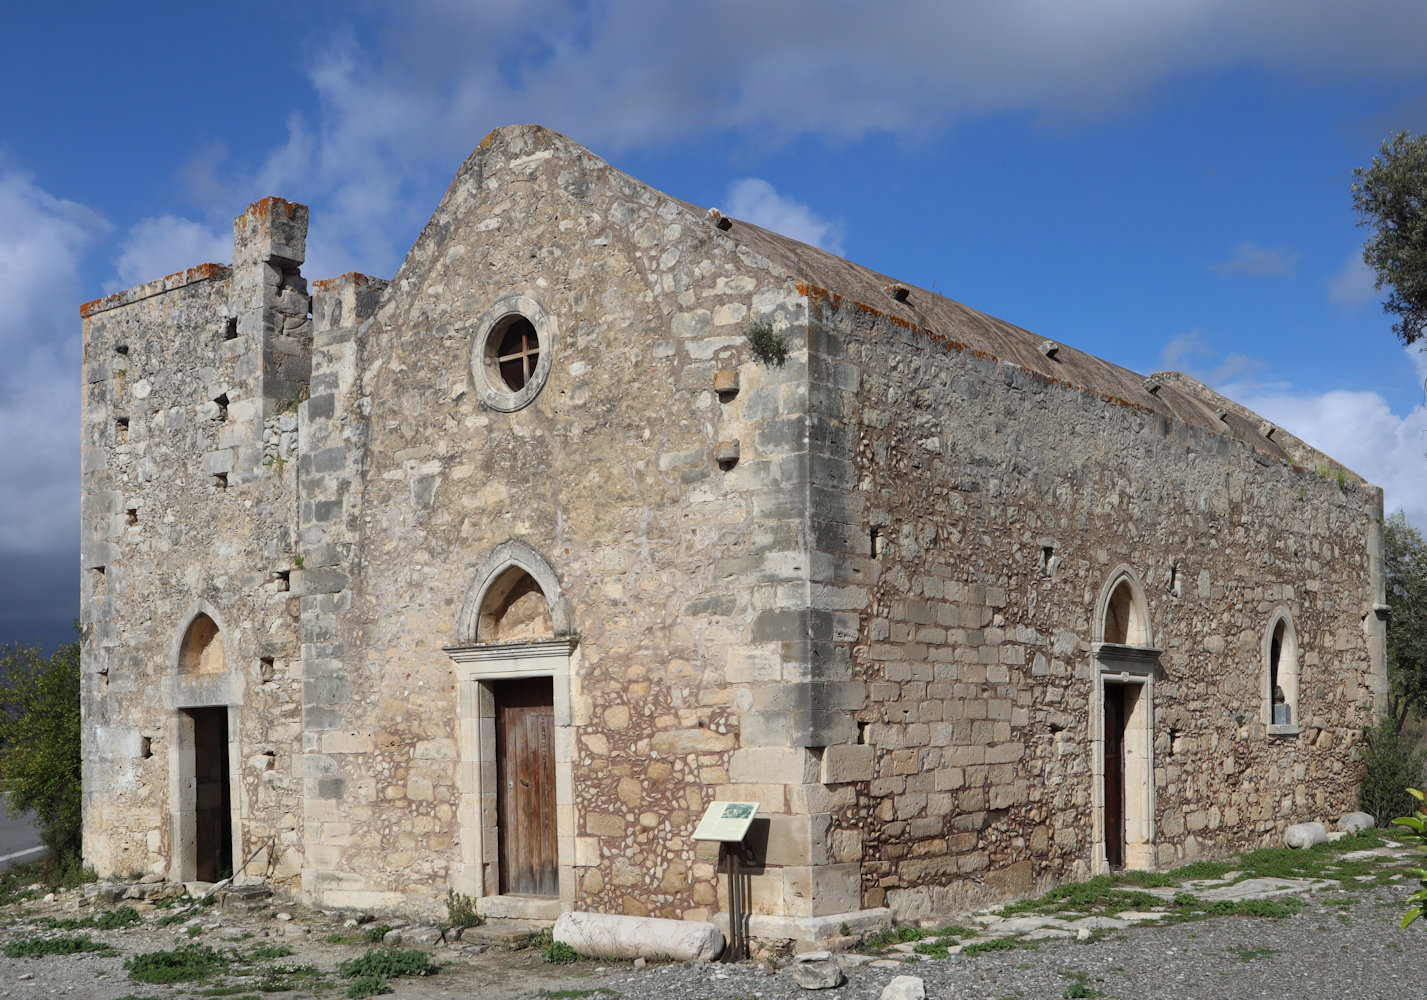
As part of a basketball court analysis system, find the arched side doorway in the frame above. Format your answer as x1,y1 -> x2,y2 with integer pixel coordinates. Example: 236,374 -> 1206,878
445,541 -> 577,920
1091,568 -> 1161,873
162,607 -> 245,883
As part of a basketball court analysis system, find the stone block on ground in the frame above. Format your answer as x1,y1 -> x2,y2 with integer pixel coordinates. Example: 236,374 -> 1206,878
1284,821 -> 1329,849
553,910 -> 724,962
791,952 -> 845,990
881,975 -> 926,1000
1338,811 -> 1374,833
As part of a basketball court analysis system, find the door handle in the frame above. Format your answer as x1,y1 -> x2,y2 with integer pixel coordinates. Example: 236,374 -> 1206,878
520,779 -> 531,787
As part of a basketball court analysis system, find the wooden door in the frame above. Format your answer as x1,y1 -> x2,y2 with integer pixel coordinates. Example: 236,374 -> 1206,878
495,677 -> 557,896
1103,686 -> 1125,870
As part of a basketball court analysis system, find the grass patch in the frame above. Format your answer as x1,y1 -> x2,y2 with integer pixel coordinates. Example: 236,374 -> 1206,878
37,904 -> 142,931
361,923 -> 391,944
1229,946 -> 1279,962
125,943 -> 230,984
248,944 -> 294,960
962,938 -> 1017,956
912,940 -> 950,959
4,933 -> 116,957
537,990 -> 618,999
1062,970 -> 1106,998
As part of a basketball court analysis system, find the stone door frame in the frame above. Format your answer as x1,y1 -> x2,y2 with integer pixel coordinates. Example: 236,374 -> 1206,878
1091,643 -> 1159,874
445,638 -> 578,920
163,604 -> 245,884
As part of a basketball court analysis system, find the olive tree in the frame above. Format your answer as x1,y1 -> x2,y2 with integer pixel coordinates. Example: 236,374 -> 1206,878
1352,131 -> 1427,347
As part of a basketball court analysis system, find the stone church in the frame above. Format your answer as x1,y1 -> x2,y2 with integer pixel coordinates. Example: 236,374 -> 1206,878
80,124 -> 1388,945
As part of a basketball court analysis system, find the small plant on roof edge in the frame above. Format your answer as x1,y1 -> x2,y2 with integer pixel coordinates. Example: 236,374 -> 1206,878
746,320 -> 788,367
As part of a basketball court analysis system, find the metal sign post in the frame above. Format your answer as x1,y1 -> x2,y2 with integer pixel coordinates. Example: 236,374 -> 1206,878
692,801 -> 759,961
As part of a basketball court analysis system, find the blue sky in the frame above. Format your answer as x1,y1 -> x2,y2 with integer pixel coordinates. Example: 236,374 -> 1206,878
3,0 -> 1426,650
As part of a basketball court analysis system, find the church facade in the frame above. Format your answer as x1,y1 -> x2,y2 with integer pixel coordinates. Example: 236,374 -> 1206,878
80,124 -> 1388,944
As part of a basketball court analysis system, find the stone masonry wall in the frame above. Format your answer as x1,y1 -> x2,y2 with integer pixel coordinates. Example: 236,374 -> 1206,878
802,289 -> 1385,919
80,199 -> 313,884
297,126 -> 826,921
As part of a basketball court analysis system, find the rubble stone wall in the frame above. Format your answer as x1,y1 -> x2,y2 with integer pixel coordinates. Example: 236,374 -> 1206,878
805,289 -> 1387,919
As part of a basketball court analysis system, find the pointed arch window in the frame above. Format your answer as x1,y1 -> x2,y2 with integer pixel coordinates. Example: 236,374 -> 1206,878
1264,611 -> 1300,735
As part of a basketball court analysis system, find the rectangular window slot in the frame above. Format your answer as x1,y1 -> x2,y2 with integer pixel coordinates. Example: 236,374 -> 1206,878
116,417 -> 129,443
213,393 -> 229,422
857,721 -> 870,745
275,570 -> 290,592
213,472 -> 228,491
92,566 -> 105,591
126,508 -> 138,526
259,656 -> 276,682
138,736 -> 152,759
224,318 -> 238,341
98,666 -> 109,690
870,528 -> 882,558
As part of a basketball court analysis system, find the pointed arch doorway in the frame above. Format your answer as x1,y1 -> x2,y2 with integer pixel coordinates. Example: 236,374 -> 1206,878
1092,568 -> 1161,873
164,609 -> 244,883
445,542 -> 577,919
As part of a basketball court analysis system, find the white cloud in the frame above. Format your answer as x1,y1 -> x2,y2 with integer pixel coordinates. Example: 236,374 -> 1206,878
1211,243 -> 1299,278
175,1 -> 1427,280
724,179 -> 843,254
1223,347 -> 1427,531
1160,330 -> 1265,386
109,214 -> 232,292
0,168 -> 106,560
1329,251 -> 1379,306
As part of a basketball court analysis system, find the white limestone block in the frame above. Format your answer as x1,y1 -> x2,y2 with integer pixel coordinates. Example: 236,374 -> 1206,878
553,910 -> 724,962
881,975 -> 927,1000
1284,821 -> 1329,849
1337,811 -> 1374,833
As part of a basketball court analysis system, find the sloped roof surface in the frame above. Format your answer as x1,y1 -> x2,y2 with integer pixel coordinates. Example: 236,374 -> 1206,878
715,211 -> 1289,457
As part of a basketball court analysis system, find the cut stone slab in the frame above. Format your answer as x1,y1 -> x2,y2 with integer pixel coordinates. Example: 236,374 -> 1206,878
1116,911 -> 1168,924
1193,877 -> 1333,901
554,910 -> 724,962
1022,927 -> 1073,941
1067,916 -> 1128,931
881,975 -> 926,1000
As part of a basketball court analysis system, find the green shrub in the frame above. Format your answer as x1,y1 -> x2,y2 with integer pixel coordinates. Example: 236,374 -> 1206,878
0,641 -> 82,869
541,939 -> 581,964
362,923 -> 391,944
337,948 -> 433,979
1392,786 -> 1427,927
125,943 -> 230,984
1361,716 -> 1425,823
249,943 -> 294,959
345,976 -> 391,998
4,934 -> 115,957
746,320 -> 788,366
961,938 -> 1016,956
39,904 -> 141,931
445,888 -> 480,927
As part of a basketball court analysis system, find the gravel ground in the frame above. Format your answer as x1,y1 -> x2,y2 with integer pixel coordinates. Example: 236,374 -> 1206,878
581,881 -> 1422,1000
0,875 -> 1420,999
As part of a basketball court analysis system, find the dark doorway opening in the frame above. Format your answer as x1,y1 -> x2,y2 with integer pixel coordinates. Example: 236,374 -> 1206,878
495,677 -> 557,896
186,707 -> 233,882
1103,685 -> 1127,870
